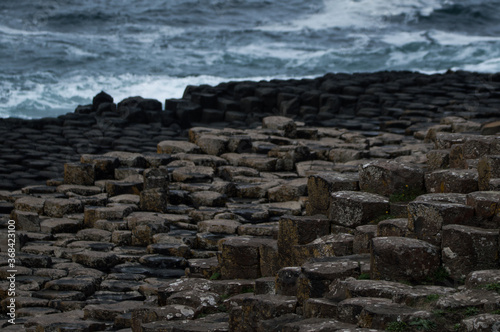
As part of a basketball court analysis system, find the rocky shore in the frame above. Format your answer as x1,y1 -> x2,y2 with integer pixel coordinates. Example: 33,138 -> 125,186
1,70 -> 500,331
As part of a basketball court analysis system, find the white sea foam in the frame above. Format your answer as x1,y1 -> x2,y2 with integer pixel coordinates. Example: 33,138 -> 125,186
458,57 -> 500,73
428,30 -> 500,46
0,73 -> 302,119
258,0 -> 448,31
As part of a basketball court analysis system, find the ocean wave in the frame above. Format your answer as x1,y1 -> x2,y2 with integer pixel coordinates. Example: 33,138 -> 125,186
257,0 -> 448,31
0,73 -> 301,119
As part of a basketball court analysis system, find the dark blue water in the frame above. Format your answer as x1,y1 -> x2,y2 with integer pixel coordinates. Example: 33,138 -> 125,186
1,0 -> 500,118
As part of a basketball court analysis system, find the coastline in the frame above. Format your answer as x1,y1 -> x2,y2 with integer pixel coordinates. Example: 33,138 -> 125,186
1,70 -> 499,191
1,70 -> 500,330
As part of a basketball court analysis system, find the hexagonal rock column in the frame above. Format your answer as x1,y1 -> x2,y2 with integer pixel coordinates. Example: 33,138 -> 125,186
64,162 -> 95,185
157,140 -> 201,154
262,116 -> 297,138
277,215 -> 330,267
228,294 -> 298,332
425,169 -> 479,194
370,237 -> 441,283
328,191 -> 389,229
306,173 -> 359,216
80,155 -> 119,180
196,134 -> 229,156
408,194 -> 475,246
478,155 -> 500,190
358,160 -> 424,197
218,237 -> 276,279
441,225 -> 499,281
466,191 -> 500,227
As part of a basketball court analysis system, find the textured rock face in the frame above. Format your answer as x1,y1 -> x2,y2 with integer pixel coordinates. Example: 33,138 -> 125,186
441,225 -> 499,280
407,196 -> 475,246
4,74 -> 500,330
370,237 -> 441,283
328,191 -> 389,228
358,160 -> 424,197
277,215 -> 330,267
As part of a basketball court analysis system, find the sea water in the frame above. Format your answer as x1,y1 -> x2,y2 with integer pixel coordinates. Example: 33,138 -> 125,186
1,0 -> 500,118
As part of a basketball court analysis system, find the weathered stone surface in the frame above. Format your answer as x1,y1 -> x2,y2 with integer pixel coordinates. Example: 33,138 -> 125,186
371,237 -> 441,283
44,276 -> 98,296
298,258 -> 361,304
40,217 -> 83,234
105,178 -> 143,196
190,190 -> 227,208
43,198 -> 83,218
269,145 -> 310,172
329,191 -> 389,228
268,178 -> 307,202
104,151 -> 147,168
426,149 -> 450,171
81,154 -> 119,180
83,300 -> 140,321
461,313 -> 500,332
222,153 -> 278,172
10,210 -> 41,231
358,302 -> 431,329
278,215 -> 330,267
154,137 -> 190,156
56,184 -> 102,196
303,298 -> 338,319
64,162 -> 95,185
436,289 -> 500,312
262,116 -> 297,138
131,304 -> 196,330
219,237 -> 276,279
14,196 -> 46,214
466,191 -> 500,221
24,310 -> 106,332
140,188 -> 168,213
306,172 -> 359,215
478,155 -> 500,190
465,269 -> 500,289
296,160 -> 335,177
353,225 -> 378,254
337,297 -> 392,324
425,169 -> 479,194
72,250 -> 120,270
127,212 -> 170,246
172,165 -> 215,183
281,318 -> 357,332
408,196 -> 475,246
197,134 -> 229,156
294,233 -> 354,265
228,294 -> 298,332
441,225 -> 499,280
276,267 -> 301,297
359,160 -> 424,197
376,218 -> 409,237
143,167 -> 169,190
198,219 -> 241,234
